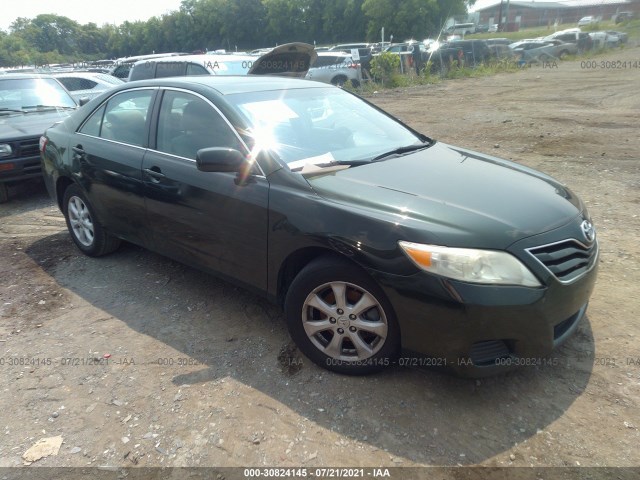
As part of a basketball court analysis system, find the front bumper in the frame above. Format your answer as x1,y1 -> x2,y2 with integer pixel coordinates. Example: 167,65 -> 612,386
373,251 -> 598,377
0,154 -> 42,183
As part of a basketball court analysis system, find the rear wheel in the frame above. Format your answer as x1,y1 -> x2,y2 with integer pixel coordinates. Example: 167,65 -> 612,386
331,75 -> 348,87
62,184 -> 121,256
285,256 -> 399,375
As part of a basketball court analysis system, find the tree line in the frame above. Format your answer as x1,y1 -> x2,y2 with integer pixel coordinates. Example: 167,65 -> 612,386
0,0 -> 471,67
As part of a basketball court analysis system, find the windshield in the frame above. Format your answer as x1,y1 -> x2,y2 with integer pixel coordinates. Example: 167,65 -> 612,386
0,78 -> 76,111
225,87 -> 421,168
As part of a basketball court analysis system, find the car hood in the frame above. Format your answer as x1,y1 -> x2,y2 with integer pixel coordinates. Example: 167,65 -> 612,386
249,43 -> 317,78
0,109 -> 73,139
306,142 -> 584,249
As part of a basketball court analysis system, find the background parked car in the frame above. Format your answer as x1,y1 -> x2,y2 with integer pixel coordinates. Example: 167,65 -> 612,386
614,11 -> 633,23
0,74 -> 77,202
509,40 -> 576,63
128,44 -> 316,81
543,29 -> 593,52
606,30 -> 628,43
439,40 -> 492,66
52,72 -> 124,102
327,45 -> 373,72
110,52 -> 186,80
444,22 -> 476,36
128,54 -> 232,80
578,16 -> 598,27
588,31 -> 620,48
306,52 -> 362,87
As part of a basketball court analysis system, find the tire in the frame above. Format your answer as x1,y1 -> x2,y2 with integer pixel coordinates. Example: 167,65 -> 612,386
62,184 -> 121,256
331,75 -> 348,87
559,50 -> 569,59
0,183 -> 8,204
284,255 -> 400,375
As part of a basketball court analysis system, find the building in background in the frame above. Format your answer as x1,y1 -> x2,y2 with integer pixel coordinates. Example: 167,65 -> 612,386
475,0 -> 636,29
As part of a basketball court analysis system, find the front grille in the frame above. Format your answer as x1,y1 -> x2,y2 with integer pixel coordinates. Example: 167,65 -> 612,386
469,340 -> 511,366
527,239 -> 597,283
18,138 -> 40,159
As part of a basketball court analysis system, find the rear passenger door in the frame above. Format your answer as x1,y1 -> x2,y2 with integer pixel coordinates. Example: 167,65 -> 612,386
73,88 -> 156,245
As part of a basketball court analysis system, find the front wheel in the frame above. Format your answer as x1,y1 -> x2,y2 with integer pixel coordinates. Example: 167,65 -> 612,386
285,256 -> 400,375
62,184 -> 121,256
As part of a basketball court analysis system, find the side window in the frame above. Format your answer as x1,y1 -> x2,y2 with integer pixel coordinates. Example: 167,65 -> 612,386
155,62 -> 186,78
156,90 -> 242,160
129,62 -> 155,81
79,104 -> 106,137
313,57 -> 333,68
100,90 -> 153,147
186,63 -> 209,76
112,64 -> 132,79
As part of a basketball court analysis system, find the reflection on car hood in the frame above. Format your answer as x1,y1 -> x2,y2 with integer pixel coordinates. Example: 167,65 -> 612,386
306,142 -> 583,249
0,109 -> 74,139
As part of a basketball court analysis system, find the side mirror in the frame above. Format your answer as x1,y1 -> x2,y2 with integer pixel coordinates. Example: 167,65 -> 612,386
196,147 -> 247,173
78,97 -> 91,106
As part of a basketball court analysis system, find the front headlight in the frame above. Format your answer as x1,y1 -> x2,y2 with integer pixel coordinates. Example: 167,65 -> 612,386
0,144 -> 13,158
399,241 -> 541,287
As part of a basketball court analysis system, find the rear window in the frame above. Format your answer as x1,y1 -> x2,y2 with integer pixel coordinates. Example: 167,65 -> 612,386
313,56 -> 346,68
58,77 -> 98,91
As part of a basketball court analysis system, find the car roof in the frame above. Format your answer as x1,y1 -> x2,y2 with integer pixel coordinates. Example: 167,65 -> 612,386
124,75 -> 328,95
316,51 -> 352,57
133,53 -> 257,66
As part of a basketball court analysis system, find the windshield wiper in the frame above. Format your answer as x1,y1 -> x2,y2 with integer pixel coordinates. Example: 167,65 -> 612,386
21,105 -> 75,110
370,142 -> 432,162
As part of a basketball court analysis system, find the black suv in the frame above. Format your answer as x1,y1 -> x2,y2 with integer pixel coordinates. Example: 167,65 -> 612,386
0,74 -> 77,202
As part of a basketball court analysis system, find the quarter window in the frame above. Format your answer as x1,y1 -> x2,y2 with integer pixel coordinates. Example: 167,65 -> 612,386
79,104 -> 106,137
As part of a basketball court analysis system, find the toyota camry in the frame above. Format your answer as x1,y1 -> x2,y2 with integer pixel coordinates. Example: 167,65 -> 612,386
40,75 -> 598,376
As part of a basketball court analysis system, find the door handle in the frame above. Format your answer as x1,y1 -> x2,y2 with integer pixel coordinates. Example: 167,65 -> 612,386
144,167 -> 165,178
72,145 -> 85,155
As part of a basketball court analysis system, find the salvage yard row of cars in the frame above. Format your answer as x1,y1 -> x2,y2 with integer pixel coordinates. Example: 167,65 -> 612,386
2,39 -> 599,376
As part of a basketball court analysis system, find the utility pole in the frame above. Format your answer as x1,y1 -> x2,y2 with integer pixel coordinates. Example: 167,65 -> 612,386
505,0 -> 511,30
498,0 -> 504,31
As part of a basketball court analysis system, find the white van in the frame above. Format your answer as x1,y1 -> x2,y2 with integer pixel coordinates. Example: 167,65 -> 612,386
445,23 -> 476,36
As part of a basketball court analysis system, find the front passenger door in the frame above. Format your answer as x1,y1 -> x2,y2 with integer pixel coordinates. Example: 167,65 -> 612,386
142,89 -> 269,291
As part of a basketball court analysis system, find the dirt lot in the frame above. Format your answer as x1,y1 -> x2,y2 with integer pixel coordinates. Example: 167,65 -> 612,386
1,46 -> 639,475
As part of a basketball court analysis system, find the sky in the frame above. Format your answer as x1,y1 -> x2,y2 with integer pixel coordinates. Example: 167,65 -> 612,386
0,0 -> 596,32
0,0 -> 184,32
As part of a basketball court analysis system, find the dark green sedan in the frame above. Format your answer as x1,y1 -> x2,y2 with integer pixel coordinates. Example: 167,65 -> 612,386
40,76 -> 598,376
